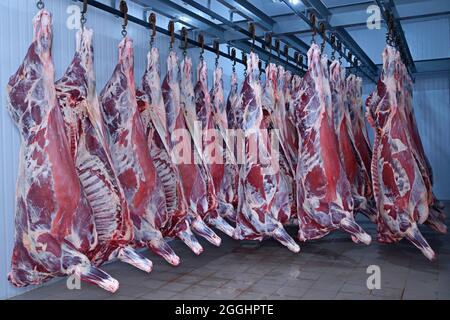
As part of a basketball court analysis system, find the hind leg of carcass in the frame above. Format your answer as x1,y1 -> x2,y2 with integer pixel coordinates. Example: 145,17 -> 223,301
117,246 -> 153,273
177,224 -> 204,255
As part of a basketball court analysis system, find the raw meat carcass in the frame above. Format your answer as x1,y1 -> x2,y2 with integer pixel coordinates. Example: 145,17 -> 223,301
136,47 -> 203,255
261,64 -> 294,225
163,52 -> 222,246
366,46 -> 435,260
223,70 -> 241,220
398,65 -> 447,234
100,37 -> 180,266
282,71 -> 300,175
6,10 -> 118,292
274,66 -> 297,221
210,66 -> 237,222
190,60 -> 235,237
235,54 -> 299,252
293,44 -> 371,244
330,61 -> 376,222
347,74 -> 375,217
56,28 -> 153,272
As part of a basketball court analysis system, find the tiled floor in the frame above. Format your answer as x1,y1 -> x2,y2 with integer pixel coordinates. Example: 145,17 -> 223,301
11,203 -> 450,300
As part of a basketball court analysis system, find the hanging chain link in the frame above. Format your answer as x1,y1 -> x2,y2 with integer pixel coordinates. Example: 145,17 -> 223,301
181,27 -> 188,58
319,22 -> 326,53
149,13 -> 156,48
231,48 -> 236,73
120,0 -> 128,38
168,21 -> 175,51
37,0 -> 44,10
80,0 -> 88,29
310,13 -> 316,44
242,52 -> 247,77
330,33 -> 336,61
198,34 -> 204,62
214,40 -> 220,68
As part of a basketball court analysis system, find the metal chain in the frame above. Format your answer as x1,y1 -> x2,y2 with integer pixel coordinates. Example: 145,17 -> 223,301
120,0 -> 128,38
80,0 -> 88,29
149,13 -> 156,48
37,0 -> 44,10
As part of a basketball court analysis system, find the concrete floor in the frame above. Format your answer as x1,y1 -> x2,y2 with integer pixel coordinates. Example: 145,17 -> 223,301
11,203 -> 450,300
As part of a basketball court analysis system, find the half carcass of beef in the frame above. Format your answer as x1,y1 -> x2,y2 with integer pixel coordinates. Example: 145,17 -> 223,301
347,74 -> 374,202
56,28 -> 153,272
261,64 -> 294,225
235,54 -> 300,252
293,44 -> 371,244
330,61 -> 377,222
191,60 -> 235,237
366,45 -> 435,260
223,71 -> 241,220
275,66 -> 297,222
6,10 -> 118,291
163,53 -> 222,246
136,47 -> 203,255
100,37 -> 180,266
210,66 -> 238,222
282,72 -> 300,176
397,64 -> 446,233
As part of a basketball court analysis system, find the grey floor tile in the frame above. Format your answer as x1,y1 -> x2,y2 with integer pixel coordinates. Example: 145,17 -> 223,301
137,290 -> 177,300
198,278 -> 229,288
371,287 -> 403,299
339,283 -> 371,295
184,284 -> 217,296
161,281 -> 193,293
335,292 -> 372,300
176,274 -> 205,284
221,280 -> 254,291
301,289 -> 338,300
276,286 -> 309,298
170,293 -> 206,300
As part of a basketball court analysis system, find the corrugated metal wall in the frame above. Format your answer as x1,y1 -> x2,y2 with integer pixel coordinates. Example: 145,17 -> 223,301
0,0 -> 448,300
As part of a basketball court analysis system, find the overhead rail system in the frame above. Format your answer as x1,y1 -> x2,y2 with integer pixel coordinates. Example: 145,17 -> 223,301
78,0 -> 447,81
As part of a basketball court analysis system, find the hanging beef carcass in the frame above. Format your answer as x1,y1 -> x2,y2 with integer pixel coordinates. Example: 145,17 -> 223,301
6,10 -> 118,291
136,47 -> 203,255
397,65 -> 447,234
330,61 -> 377,222
100,37 -> 180,266
347,75 -> 372,178
346,74 -> 376,218
235,54 -> 299,252
187,59 -> 235,237
223,70 -> 240,220
281,71 -> 299,177
210,66 -> 238,222
163,52 -> 222,246
293,44 -> 371,244
261,63 -> 294,225
366,46 -> 435,260
274,66 -> 297,222
55,28 -> 153,272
